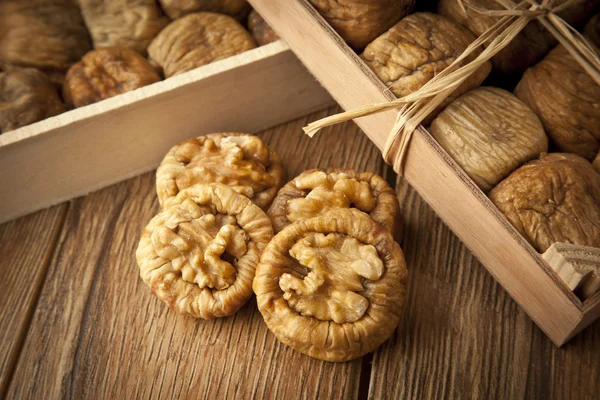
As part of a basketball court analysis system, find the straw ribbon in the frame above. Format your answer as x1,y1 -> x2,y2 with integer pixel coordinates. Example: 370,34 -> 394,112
302,0 -> 600,175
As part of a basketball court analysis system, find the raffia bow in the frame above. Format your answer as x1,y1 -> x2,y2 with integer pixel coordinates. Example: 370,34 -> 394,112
303,0 -> 600,175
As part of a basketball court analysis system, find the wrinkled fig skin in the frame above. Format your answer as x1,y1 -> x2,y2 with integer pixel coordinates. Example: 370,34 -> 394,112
78,0 -> 169,55
431,87 -> 548,192
0,69 -> 64,133
247,10 -> 280,46
489,153 -> 600,253
62,47 -> 161,108
158,0 -> 250,20
136,183 -> 273,319
362,12 -> 491,121
147,12 -> 256,78
585,14 -> 600,49
515,46 -> 600,161
438,0 -> 596,75
308,0 -> 415,49
253,209 -> 408,362
268,168 -> 401,240
0,0 -> 92,86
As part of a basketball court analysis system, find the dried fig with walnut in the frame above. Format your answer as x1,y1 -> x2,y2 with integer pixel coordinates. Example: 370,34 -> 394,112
136,183 -> 273,319
156,133 -> 283,210
254,208 -> 407,362
489,153 -> 600,253
430,87 -> 548,192
147,12 -> 256,78
158,0 -> 249,20
268,168 -> 401,239
308,0 -> 414,49
362,12 -> 491,121
0,0 -> 92,87
79,0 -> 169,55
515,46 -> 600,161
247,10 -> 279,46
0,68 -> 64,133
63,47 -> 161,108
438,0 -> 595,75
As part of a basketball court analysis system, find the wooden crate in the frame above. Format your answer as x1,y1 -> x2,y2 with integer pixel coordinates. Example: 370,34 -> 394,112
248,0 -> 600,346
0,41 -> 332,223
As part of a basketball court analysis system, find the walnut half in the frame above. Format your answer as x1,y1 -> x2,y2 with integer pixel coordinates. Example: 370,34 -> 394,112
268,168 -> 401,239
156,133 -> 283,210
254,209 -> 408,362
136,183 -> 273,319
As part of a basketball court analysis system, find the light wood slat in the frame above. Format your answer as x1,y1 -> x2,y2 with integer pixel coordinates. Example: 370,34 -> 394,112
0,205 -> 68,397
7,107 -> 383,399
366,179 -> 600,399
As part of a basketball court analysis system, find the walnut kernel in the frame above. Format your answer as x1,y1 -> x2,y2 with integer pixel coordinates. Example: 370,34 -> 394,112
156,133 -> 283,210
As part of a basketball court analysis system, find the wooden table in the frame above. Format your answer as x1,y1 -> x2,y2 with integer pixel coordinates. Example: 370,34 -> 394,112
1,107 -> 598,400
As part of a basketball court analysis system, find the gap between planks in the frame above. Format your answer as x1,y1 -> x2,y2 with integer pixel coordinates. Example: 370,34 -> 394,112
0,203 -> 70,399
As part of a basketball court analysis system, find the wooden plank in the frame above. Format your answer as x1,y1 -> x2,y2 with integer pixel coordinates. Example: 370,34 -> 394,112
0,204 -> 67,398
367,180 -> 600,399
0,41 -> 333,224
6,107 -> 382,399
249,0 -> 591,346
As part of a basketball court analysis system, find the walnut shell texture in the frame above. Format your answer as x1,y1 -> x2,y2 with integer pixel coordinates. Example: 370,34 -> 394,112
362,12 -> 491,121
0,68 -> 64,133
147,12 -> 256,78
489,153 -> 600,253
0,0 -> 92,80
254,208 -> 407,362
308,0 -> 415,49
79,0 -> 169,55
431,87 -> 548,192
438,0 -> 596,74
515,46 -> 600,161
268,168 -> 401,239
158,0 -> 249,20
156,133 -> 283,210
247,10 -> 280,46
63,47 -> 161,108
136,183 -> 273,319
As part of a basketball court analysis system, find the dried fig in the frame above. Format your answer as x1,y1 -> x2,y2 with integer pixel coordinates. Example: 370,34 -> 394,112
0,0 -> 92,87
489,153 -> 600,253
268,168 -> 401,239
136,183 -> 273,319
0,68 -> 64,133
62,47 -> 161,108
254,208 -> 407,362
79,0 -> 169,55
438,0 -> 596,75
515,46 -> 600,161
594,152 -> 600,173
247,10 -> 279,46
430,87 -> 548,192
147,12 -> 256,77
308,0 -> 414,49
362,12 -> 491,121
156,133 -> 283,210
158,0 -> 249,20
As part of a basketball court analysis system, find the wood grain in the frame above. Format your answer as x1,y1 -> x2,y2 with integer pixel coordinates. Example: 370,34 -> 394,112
366,179 -> 600,399
7,107 -> 382,399
0,205 -> 67,398
0,40 -> 333,224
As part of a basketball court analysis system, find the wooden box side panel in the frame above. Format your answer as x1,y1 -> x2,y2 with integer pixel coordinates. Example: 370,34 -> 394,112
250,0 -> 590,345
0,42 -> 332,223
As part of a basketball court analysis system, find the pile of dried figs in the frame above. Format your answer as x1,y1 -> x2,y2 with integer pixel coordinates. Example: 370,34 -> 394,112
307,0 -> 600,297
136,132 -> 408,362
0,0 -> 279,134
